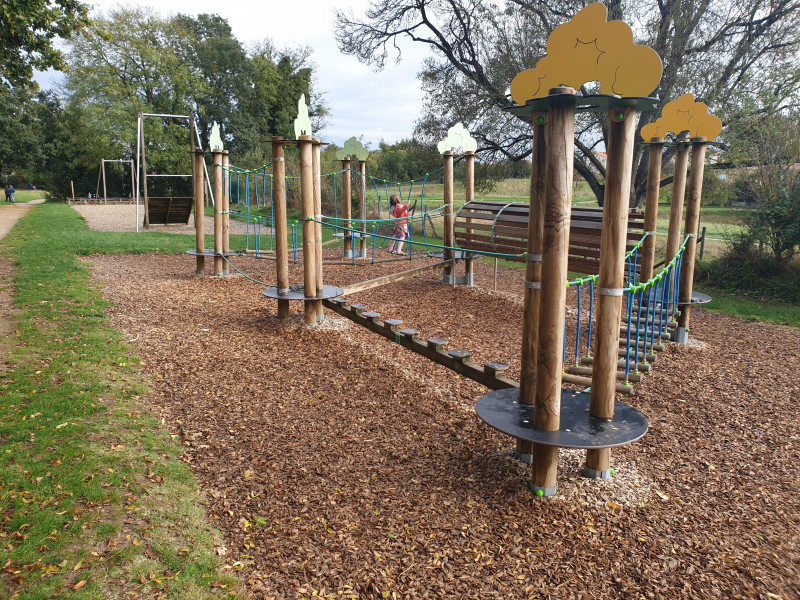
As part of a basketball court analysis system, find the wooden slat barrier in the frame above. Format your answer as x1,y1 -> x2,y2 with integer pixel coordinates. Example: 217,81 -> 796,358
454,202 -> 645,275
322,296 -> 633,394
147,196 -> 193,225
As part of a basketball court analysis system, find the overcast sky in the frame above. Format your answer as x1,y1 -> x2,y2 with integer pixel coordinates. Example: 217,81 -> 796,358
37,0 -> 431,147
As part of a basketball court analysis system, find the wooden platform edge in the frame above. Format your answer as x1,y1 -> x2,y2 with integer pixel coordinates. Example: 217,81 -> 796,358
339,259 -> 454,296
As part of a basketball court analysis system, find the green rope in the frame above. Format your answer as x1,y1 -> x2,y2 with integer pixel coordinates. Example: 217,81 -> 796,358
220,255 -> 275,288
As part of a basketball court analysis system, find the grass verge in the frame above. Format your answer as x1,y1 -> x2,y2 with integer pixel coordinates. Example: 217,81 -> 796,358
0,203 -> 243,599
695,286 -> 800,328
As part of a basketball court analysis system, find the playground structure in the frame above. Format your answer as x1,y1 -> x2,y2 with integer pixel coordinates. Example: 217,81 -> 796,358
183,4 -> 722,496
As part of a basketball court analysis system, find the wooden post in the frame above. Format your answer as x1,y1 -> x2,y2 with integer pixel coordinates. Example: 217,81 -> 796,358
212,148 -> 224,276
664,139 -> 690,293
313,138 -> 324,322
272,137 -> 290,319
443,151 -> 454,282
640,138 -> 664,281
463,151 -> 475,285
676,138 -> 707,342
101,160 -> 108,203
517,113 -> 547,463
70,180 -> 75,203
342,157 -> 353,258
359,160 -> 367,257
222,151 -> 230,275
299,135 -> 318,326
530,88 -> 577,496
192,149 -> 206,274
140,112 -> 150,229
129,159 -> 135,205
585,106 -> 638,478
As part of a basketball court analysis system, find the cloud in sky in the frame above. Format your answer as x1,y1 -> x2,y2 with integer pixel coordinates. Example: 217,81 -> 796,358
46,0 -> 430,147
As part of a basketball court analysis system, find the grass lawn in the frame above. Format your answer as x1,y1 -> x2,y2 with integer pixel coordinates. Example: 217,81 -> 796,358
0,203 -> 243,599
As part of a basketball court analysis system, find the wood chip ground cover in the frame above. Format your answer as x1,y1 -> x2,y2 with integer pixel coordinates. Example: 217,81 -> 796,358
87,249 -> 800,600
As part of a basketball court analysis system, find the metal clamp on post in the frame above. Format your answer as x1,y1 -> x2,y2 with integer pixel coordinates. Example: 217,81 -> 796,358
526,254 -> 542,262
598,287 -> 624,296
524,280 -> 541,290
274,157 -> 285,162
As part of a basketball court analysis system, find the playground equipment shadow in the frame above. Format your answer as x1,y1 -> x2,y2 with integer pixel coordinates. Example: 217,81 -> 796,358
84,248 -> 800,600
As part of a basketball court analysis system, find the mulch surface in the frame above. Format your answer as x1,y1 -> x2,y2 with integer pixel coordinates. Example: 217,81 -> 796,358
87,249 -> 800,600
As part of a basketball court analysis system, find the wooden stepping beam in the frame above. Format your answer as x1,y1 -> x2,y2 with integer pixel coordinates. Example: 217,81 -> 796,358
566,365 -> 643,384
484,362 -> 509,376
561,372 -> 633,395
580,356 -> 651,373
322,298 -> 517,391
619,348 -> 657,363
448,350 -> 472,363
620,326 -> 672,341
383,319 -> 403,332
620,339 -> 664,352
427,338 -> 448,351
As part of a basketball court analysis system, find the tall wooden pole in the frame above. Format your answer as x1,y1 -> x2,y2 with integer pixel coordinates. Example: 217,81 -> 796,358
443,151 -> 454,282
516,112 -> 547,462
129,159 -> 135,204
192,149 -> 206,275
530,88 -> 576,496
664,140 -> 690,298
140,111 -> 150,229
585,106 -> 638,478
313,138 -> 324,322
101,160 -> 108,203
299,135 -> 318,326
342,158 -> 353,258
517,114 -> 546,463
676,138 -> 707,342
212,148 -> 224,276
359,160 -> 367,257
221,151 -> 230,275
640,138 -> 664,281
272,137 -> 290,319
463,151 -> 475,285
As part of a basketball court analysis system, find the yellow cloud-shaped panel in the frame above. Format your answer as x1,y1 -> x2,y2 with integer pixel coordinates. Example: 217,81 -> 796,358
510,2 -> 662,104
640,94 -> 722,141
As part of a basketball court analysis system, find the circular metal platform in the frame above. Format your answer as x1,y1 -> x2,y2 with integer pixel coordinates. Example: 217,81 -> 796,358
261,284 -> 343,301
678,292 -> 712,306
475,387 -> 648,449
186,249 -> 241,258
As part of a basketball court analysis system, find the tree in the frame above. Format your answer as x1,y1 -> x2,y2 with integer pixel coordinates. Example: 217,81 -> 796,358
335,0 -> 800,207
45,9 -> 324,199
727,111 -> 800,261
0,0 -> 89,90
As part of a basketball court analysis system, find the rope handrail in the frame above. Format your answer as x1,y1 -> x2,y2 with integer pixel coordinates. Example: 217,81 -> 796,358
567,233 -> 651,287
313,218 -> 525,260
321,205 -> 445,225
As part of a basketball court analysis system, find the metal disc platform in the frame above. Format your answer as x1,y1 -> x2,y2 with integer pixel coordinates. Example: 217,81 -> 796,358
476,387 -> 648,449
261,284 -> 343,301
678,291 -> 712,306
505,94 -> 659,121
186,249 -> 241,258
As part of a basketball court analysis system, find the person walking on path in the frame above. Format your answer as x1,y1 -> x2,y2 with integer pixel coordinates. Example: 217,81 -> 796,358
387,194 -> 410,255
4,185 -> 15,204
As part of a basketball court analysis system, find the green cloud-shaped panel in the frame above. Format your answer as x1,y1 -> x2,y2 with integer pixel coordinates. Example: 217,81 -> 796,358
437,123 -> 478,154
335,137 -> 369,162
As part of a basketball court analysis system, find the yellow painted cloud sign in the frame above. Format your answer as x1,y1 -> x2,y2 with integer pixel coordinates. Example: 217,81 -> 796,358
640,94 -> 722,140
510,2 -> 662,104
